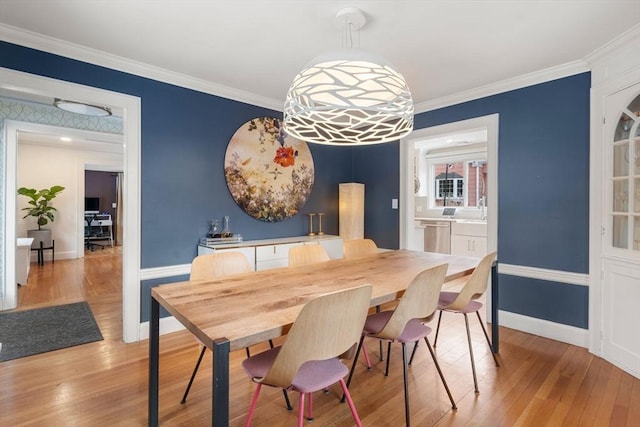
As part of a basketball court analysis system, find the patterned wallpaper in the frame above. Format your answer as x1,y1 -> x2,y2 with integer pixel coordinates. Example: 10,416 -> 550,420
0,97 -> 123,301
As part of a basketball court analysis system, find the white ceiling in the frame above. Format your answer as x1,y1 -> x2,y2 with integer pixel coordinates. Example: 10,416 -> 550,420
1,1 -> 639,113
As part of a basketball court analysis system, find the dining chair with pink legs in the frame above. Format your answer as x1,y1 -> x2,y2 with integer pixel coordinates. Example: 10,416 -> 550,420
242,285 -> 372,427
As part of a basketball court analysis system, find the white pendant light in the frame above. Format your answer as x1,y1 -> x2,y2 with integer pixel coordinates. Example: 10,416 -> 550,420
283,7 -> 414,146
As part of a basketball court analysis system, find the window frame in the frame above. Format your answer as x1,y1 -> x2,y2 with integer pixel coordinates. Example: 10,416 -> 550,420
425,145 -> 487,211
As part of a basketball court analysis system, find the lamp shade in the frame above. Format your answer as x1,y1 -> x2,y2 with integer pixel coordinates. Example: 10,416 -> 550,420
54,98 -> 112,117
283,49 -> 414,146
339,182 -> 365,240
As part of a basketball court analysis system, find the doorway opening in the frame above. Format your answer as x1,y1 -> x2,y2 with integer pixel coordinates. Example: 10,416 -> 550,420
1,68 -> 141,342
400,114 -> 499,312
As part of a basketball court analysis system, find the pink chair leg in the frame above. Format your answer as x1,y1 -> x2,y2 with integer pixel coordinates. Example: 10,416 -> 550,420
307,392 -> 313,420
362,341 -> 372,369
244,383 -> 262,427
297,392 -> 305,427
339,378 -> 363,427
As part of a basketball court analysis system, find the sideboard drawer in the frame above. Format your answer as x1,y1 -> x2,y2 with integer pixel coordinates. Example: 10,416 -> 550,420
255,242 -> 303,263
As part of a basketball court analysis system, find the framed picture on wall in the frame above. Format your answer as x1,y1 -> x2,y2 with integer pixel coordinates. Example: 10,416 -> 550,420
224,117 -> 314,222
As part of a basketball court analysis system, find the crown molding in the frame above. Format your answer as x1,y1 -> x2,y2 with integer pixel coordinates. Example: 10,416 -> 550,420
583,23 -> 640,66
3,22 -> 632,117
0,23 -> 282,111
414,59 -> 590,114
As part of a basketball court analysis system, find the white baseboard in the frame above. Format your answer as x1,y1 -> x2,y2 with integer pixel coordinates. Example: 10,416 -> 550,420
499,310 -> 589,348
30,250 -> 76,262
138,310 -> 589,351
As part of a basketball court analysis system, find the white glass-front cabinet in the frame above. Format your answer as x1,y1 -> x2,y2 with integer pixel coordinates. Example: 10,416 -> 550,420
611,92 -> 640,251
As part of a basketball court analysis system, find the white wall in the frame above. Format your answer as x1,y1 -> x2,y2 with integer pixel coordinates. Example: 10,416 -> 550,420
16,141 -> 123,261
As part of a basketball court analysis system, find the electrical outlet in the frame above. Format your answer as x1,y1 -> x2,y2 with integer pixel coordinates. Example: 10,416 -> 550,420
392,199 -> 398,209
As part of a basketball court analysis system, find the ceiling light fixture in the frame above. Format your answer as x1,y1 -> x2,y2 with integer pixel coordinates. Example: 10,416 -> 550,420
54,98 -> 112,117
283,7 -> 414,146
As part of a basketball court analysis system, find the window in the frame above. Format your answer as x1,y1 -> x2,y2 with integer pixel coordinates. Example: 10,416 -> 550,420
434,165 -> 464,205
428,155 -> 487,209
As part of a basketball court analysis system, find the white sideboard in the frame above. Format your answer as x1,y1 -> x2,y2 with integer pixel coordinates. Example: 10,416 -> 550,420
198,235 -> 343,271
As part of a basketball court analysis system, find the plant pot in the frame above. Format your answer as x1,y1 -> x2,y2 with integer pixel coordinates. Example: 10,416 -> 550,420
27,229 -> 52,249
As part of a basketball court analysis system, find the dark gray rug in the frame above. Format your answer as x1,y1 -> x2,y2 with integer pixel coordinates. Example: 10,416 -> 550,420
0,301 -> 103,362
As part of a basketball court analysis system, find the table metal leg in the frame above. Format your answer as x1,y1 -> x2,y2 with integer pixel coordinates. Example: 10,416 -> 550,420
491,262 -> 499,353
149,297 -> 160,426
211,338 -> 230,426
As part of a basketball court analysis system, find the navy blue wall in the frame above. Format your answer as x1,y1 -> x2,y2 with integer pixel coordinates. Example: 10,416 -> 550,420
354,73 -> 591,328
351,142 -> 400,249
0,41 -> 353,322
1,41 -> 591,329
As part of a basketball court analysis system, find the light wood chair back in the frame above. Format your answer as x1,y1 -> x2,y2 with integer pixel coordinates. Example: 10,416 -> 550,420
375,263 -> 448,340
258,285 -> 372,388
445,252 -> 496,311
288,244 -> 330,267
343,238 -> 378,260
189,251 -> 253,282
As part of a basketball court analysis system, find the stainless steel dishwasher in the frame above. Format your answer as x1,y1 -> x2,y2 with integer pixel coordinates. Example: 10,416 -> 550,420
422,220 -> 451,254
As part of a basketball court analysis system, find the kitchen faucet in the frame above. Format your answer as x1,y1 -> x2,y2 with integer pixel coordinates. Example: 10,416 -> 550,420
478,196 -> 486,220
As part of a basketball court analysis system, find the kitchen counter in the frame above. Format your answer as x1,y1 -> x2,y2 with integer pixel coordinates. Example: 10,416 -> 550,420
415,217 -> 486,224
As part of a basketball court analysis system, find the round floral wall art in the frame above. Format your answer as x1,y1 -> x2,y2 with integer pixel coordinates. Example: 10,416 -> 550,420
224,117 -> 315,222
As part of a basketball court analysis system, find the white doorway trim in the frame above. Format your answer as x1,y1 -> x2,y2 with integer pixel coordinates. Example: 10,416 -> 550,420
399,114 -> 499,310
1,67 -> 141,343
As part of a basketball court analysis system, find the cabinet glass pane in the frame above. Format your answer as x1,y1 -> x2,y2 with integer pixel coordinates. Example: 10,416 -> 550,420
614,180 -> 629,212
635,217 -> 640,251
613,215 -> 628,249
635,178 -> 640,213
615,113 -> 633,141
635,140 -> 640,174
613,143 -> 629,176
628,94 -> 640,116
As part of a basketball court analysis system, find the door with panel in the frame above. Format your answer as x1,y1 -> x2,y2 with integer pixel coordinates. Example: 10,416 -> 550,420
601,83 -> 640,378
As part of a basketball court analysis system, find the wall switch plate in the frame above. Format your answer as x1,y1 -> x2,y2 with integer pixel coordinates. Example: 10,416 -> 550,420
392,199 -> 398,209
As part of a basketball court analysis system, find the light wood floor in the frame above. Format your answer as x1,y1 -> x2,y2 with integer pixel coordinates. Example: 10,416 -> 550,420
1,250 -> 639,426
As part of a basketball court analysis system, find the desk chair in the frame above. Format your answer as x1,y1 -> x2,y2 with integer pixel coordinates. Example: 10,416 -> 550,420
84,214 -> 105,251
242,285 -> 372,427
182,252 -> 292,409
288,244 -> 330,267
346,263 -> 455,427
430,252 -> 499,393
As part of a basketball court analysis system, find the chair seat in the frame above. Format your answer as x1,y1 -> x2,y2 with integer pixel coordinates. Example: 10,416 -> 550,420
438,291 -> 483,314
364,311 -> 432,344
242,347 -> 349,394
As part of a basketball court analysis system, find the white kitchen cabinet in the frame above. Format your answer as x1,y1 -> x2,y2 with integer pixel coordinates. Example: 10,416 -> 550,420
450,222 -> 487,258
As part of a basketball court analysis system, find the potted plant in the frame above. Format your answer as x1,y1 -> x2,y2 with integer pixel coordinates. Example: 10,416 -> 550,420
17,185 -> 65,248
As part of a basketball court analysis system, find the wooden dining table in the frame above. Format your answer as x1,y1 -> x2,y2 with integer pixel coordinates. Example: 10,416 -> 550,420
148,249 -> 498,426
